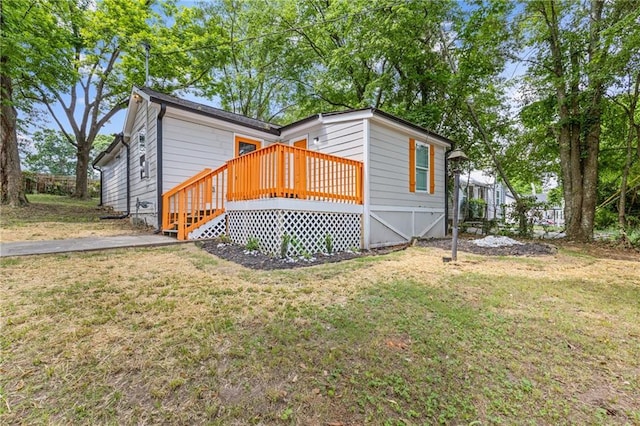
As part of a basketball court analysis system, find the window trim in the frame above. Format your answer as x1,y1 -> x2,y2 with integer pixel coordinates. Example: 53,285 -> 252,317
234,134 -> 262,157
137,130 -> 149,180
414,141 -> 430,192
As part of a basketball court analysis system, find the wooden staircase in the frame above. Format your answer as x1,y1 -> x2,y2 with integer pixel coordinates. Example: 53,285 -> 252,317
162,165 -> 227,240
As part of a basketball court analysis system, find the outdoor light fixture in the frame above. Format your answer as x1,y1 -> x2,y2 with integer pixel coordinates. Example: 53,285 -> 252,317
133,93 -> 142,104
312,137 -> 320,145
448,148 -> 468,262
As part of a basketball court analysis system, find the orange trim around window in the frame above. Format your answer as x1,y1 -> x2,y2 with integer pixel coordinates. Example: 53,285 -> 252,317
429,144 -> 435,194
234,135 -> 262,157
409,138 -> 416,192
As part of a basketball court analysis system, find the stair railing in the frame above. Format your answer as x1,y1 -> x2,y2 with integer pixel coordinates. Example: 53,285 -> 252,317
162,164 -> 228,240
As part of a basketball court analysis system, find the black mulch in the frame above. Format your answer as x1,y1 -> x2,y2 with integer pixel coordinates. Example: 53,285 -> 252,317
198,240 -> 366,270
198,237 -> 556,270
417,237 -> 557,257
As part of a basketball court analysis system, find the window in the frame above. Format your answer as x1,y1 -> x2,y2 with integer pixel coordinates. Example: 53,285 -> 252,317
409,138 -> 435,193
138,131 -> 149,179
415,142 -> 429,191
235,135 -> 261,156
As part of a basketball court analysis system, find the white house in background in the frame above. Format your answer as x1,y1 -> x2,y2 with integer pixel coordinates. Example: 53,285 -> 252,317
93,87 -> 453,255
458,170 -> 509,221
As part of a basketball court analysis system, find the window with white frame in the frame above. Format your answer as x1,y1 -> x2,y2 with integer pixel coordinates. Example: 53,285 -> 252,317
138,131 -> 149,179
415,142 -> 429,191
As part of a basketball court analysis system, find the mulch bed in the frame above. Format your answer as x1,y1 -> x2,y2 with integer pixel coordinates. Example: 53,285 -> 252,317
417,237 -> 557,257
199,236 -> 558,270
199,240 -> 367,270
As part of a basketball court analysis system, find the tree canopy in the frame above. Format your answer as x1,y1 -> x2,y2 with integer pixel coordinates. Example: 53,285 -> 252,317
4,0 -> 639,239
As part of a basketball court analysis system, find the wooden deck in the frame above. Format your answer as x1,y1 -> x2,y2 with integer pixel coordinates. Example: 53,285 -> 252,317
162,144 -> 363,240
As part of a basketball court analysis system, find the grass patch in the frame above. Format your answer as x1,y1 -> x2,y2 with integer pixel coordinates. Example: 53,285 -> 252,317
1,244 -> 639,424
0,194 -> 143,242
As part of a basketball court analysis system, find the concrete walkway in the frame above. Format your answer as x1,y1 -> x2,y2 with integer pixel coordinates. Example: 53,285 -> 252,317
0,234 -> 184,257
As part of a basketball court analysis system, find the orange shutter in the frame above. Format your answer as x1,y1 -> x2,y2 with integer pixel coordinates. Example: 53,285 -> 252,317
409,138 -> 416,192
429,144 -> 435,194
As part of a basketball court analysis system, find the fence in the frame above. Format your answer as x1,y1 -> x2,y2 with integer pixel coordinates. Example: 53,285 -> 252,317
22,173 -> 100,197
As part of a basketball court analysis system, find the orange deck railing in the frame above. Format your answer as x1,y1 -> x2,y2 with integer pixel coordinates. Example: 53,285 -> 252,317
162,144 -> 363,240
162,164 -> 227,240
227,143 -> 363,204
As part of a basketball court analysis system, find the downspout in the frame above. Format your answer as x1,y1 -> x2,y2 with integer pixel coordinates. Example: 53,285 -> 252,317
123,138 -> 130,216
444,145 -> 454,236
155,103 -> 167,231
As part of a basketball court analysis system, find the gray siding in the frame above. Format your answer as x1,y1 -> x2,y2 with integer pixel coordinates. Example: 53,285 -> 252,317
313,120 -> 364,161
101,145 -> 127,212
368,121 -> 445,209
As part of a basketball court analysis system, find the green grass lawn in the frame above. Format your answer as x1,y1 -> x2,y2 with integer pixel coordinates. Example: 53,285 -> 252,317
1,243 -> 638,425
0,194 -> 143,242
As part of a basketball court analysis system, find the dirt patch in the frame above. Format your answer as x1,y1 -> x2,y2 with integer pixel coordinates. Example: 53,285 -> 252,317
198,240 -> 405,270
557,241 -> 640,261
418,237 -> 557,257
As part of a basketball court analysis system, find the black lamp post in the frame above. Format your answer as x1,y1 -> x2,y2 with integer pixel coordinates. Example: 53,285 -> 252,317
448,149 -> 468,261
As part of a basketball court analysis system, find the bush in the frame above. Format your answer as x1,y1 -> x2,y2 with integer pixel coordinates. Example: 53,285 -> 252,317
506,196 -> 545,238
595,208 -> 618,230
627,228 -> 640,248
280,234 -> 291,258
468,198 -> 487,219
245,236 -> 260,251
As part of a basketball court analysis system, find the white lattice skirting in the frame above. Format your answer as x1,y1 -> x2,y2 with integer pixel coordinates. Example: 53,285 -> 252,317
188,214 -> 227,240
227,209 -> 362,257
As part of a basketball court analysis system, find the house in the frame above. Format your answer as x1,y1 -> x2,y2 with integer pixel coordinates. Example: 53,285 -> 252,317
458,170 -> 509,222
93,87 -> 453,255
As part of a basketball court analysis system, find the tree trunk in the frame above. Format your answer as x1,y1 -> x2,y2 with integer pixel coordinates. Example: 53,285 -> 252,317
618,129 -> 634,231
543,0 -> 605,242
0,65 -> 28,206
74,139 -> 91,199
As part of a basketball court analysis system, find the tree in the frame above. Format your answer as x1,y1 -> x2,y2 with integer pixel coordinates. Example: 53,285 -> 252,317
1,0 -> 74,205
22,0 -> 224,199
521,0 -> 640,241
23,130 -> 111,178
24,129 -> 77,175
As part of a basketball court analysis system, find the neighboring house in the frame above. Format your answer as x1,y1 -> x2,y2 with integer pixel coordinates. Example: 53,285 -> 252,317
457,170 -> 509,222
94,87 -> 453,255
533,193 -> 565,226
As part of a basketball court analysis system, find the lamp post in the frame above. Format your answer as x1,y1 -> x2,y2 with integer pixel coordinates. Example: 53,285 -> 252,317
448,149 -> 468,262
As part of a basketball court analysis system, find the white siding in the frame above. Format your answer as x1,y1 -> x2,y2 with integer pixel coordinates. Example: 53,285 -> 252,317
162,116 -> 235,190
369,121 -> 445,209
162,113 -> 278,191
101,145 -> 127,212
129,100 -> 159,218
313,120 -> 364,161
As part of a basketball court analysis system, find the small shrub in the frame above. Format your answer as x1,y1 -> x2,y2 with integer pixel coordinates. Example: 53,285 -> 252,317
324,234 -> 334,254
218,234 -> 231,243
625,228 -> 640,248
245,236 -> 260,251
290,236 -> 303,256
595,208 -> 617,230
280,234 -> 291,258
468,198 -> 487,219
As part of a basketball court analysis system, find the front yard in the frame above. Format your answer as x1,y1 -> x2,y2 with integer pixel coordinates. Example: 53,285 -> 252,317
1,237 -> 638,424
0,194 -> 144,242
